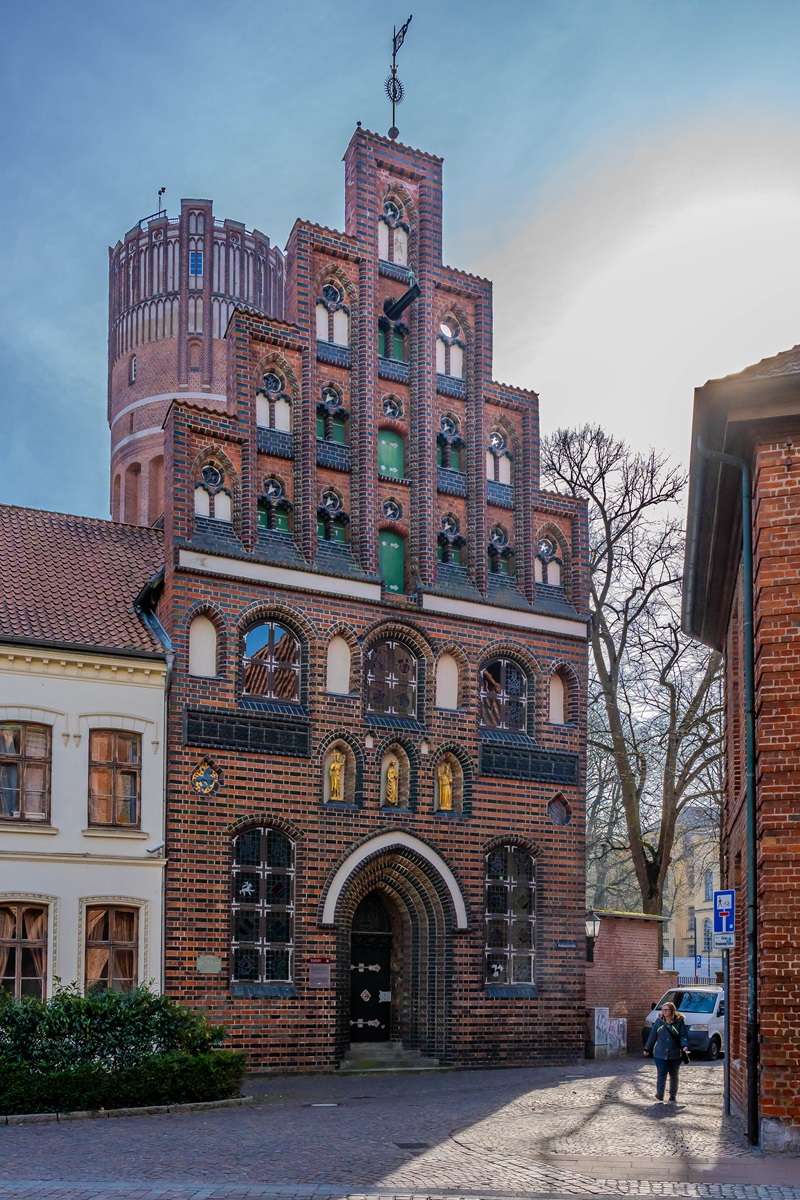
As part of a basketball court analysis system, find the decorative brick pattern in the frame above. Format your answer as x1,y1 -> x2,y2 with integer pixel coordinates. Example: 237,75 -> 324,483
155,126 -> 590,1073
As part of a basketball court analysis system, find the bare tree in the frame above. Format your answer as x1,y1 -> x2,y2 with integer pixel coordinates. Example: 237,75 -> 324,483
542,425 -> 723,924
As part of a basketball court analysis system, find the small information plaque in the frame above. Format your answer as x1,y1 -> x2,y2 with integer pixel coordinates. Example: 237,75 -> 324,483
196,953 -> 223,975
309,958 -> 332,988
555,940 -> 578,950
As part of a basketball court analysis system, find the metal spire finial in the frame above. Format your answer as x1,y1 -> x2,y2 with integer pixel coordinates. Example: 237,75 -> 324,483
386,15 -> 412,141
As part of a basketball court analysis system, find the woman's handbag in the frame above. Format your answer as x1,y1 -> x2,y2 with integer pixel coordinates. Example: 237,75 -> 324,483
681,1047 -> 690,1065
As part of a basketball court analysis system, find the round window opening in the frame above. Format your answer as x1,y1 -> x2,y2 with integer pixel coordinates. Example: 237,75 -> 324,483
440,319 -> 459,340
382,395 -> 403,419
322,283 -> 343,309
201,464 -> 222,489
538,537 -> 557,560
384,200 -> 400,223
263,371 -> 283,393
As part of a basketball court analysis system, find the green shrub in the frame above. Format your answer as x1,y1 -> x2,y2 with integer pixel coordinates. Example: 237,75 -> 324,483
0,1050 -> 246,1115
0,984 -> 245,1115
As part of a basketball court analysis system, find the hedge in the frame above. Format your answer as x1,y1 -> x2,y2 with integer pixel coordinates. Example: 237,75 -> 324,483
0,985 -> 246,1115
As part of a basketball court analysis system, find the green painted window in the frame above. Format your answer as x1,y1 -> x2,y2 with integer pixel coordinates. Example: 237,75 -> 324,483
379,533 -> 405,594
392,329 -> 406,361
331,413 -> 347,444
274,509 -> 290,532
378,327 -> 387,357
451,545 -> 462,566
317,517 -> 326,539
436,442 -> 443,467
316,412 -> 326,439
450,446 -> 462,471
257,501 -> 270,530
332,518 -> 347,544
378,431 -> 404,478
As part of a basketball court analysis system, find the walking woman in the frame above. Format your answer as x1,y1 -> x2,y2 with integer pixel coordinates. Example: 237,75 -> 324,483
644,1000 -> 690,1102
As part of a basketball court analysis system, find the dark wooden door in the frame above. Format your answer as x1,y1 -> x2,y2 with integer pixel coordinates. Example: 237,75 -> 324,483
350,933 -> 391,1041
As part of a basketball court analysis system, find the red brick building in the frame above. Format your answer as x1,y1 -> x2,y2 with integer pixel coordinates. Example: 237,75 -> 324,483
585,911 -> 677,1052
137,126 -> 589,1069
684,348 -> 800,1148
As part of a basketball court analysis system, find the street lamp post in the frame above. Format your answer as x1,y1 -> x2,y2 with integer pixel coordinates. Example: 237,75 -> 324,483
585,910 -> 601,963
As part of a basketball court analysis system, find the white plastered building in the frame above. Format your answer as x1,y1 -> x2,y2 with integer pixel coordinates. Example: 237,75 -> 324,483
0,506 -> 168,998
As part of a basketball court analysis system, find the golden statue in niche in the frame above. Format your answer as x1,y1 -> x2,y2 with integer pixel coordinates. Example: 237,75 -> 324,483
437,760 -> 453,810
385,758 -> 399,805
329,749 -> 345,801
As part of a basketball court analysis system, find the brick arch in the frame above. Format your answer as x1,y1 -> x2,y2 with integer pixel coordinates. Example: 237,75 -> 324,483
234,601 -> 317,706
381,180 -> 418,228
434,299 -> 472,344
313,261 -> 357,312
431,742 -> 474,817
545,658 -> 580,725
477,640 -> 543,738
182,601 -> 229,677
373,732 -> 420,812
253,350 -> 301,403
316,729 -> 364,808
321,622 -> 362,695
190,445 -> 241,532
362,619 -> 435,725
226,812 -> 305,840
483,831 -> 543,858
318,830 -> 467,1063
535,520 -> 573,600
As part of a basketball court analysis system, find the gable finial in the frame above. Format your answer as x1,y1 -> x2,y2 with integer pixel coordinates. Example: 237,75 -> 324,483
386,15 -> 412,141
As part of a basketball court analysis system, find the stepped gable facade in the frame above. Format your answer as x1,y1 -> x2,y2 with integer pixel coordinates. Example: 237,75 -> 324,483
157,126 -> 590,1069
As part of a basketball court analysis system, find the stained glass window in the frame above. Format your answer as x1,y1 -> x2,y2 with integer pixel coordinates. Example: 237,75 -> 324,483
484,846 -> 535,985
231,828 -> 294,982
243,623 -> 300,702
88,730 -> 141,827
479,659 -> 527,732
365,640 -> 417,717
0,723 -> 51,823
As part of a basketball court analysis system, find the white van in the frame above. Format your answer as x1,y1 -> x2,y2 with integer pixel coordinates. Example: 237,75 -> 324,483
641,986 -> 725,1059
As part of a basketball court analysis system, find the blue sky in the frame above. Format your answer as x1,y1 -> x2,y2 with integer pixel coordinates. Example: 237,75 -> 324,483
4,0 -> 800,518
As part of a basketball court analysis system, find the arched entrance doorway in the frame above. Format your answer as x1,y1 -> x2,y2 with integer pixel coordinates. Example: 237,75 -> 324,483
350,892 -> 392,1041
323,833 -> 468,1065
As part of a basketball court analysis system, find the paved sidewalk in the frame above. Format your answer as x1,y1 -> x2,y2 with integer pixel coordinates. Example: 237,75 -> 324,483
1,1058 -> 797,1200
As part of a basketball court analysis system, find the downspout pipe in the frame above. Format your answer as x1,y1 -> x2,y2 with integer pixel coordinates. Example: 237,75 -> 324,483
696,437 -> 758,1146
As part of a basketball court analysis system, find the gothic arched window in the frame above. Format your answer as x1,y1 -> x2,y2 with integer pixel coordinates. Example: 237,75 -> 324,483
485,845 -> 536,986
315,282 -> 350,346
480,658 -> 528,732
231,827 -> 294,983
194,463 -> 232,523
378,197 -> 410,266
257,476 -> 292,533
486,429 -> 513,484
317,488 -> 350,544
437,513 -> 466,566
487,524 -> 515,576
436,315 -> 465,379
365,639 -> 417,717
535,536 -> 562,587
437,413 -> 465,471
316,383 -> 348,444
242,622 -> 300,702
256,370 -> 292,432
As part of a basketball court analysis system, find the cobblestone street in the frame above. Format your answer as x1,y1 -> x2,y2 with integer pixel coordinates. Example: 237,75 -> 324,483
1,1058 -> 798,1200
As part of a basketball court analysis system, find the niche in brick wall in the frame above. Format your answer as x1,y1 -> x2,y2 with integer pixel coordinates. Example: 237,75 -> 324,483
323,739 -> 357,806
380,744 -> 410,809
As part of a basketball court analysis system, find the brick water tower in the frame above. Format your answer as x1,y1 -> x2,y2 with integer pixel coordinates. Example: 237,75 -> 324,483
108,199 -> 285,525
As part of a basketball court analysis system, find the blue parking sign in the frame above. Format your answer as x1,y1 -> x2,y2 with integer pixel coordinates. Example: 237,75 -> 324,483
713,889 -> 735,934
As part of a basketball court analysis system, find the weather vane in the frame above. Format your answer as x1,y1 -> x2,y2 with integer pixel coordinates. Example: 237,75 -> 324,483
386,15 -> 412,141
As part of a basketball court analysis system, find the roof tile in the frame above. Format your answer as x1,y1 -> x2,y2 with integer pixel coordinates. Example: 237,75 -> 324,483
0,505 -> 165,656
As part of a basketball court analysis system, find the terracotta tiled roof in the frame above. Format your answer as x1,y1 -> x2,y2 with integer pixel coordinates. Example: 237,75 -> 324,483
0,505 -> 165,656
716,344 -> 800,383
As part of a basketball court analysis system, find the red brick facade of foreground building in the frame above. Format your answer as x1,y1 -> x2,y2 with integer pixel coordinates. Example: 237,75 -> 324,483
585,912 -> 677,1051
151,127 -> 590,1069
684,350 -> 800,1148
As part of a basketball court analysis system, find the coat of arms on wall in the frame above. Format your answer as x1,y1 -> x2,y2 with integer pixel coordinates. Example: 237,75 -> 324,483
191,759 -> 221,795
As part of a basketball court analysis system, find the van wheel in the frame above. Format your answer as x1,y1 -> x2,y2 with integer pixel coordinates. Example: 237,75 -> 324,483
707,1037 -> 721,1061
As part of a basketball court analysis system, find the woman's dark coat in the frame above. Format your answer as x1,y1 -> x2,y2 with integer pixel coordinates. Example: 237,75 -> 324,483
645,1015 -> 689,1060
